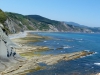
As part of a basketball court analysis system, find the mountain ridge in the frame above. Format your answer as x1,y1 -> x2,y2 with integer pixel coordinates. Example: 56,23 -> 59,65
65,21 -> 89,28
0,9 -> 100,33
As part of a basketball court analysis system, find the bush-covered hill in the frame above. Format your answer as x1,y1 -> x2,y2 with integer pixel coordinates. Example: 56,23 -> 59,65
0,9 -> 100,33
0,9 -> 7,24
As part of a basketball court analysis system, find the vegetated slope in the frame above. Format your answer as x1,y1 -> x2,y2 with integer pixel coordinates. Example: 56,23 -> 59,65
5,12 -> 70,32
0,9 -> 99,33
26,15 -> 93,32
5,12 -> 93,33
65,22 -> 88,27
0,9 -> 7,24
65,21 -> 100,33
0,9 -> 10,33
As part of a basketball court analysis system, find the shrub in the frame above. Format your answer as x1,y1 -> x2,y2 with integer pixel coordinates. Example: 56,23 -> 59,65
0,9 -> 7,24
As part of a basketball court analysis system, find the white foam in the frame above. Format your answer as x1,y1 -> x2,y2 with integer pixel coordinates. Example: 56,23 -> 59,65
94,63 -> 100,66
61,51 -> 63,53
80,39 -> 83,40
85,63 -> 90,66
44,41 -> 47,42
63,46 -> 71,49
91,67 -> 94,68
80,51 -> 97,60
57,43 -> 59,44
95,52 -> 98,54
77,39 -> 83,40
80,56 -> 86,58
84,50 -> 90,52
78,41 -> 82,42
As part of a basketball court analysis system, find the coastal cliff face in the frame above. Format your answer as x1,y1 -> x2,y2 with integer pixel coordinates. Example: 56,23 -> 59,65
0,9 -> 100,33
0,9 -> 99,33
0,10 -> 25,73
6,13 -> 93,33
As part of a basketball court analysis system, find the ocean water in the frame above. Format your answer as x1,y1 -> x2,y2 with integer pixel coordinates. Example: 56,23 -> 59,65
27,32 -> 100,75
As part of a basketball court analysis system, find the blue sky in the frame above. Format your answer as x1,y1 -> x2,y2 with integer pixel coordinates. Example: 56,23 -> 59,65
0,0 -> 100,27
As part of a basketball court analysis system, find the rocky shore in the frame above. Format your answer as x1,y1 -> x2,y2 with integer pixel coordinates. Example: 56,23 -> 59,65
0,32 -> 95,75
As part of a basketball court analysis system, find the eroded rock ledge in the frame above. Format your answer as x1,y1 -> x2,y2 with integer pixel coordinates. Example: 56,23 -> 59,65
0,50 -> 94,75
0,31 -> 95,75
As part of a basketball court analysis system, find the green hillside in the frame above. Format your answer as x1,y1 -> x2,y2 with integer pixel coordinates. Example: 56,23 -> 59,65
0,9 -> 7,24
5,12 -> 93,32
0,10 -> 98,33
27,15 -> 59,25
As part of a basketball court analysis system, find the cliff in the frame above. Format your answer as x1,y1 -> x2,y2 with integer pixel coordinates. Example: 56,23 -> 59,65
0,10 -> 94,33
0,9 -> 99,33
0,9 -> 97,75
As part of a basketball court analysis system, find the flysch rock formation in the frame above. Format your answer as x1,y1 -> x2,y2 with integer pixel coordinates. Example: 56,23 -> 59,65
0,23 -> 26,74
0,23 -> 96,75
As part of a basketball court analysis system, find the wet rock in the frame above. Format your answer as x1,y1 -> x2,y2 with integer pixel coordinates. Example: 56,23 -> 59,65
37,47 -> 49,51
56,47 -> 63,50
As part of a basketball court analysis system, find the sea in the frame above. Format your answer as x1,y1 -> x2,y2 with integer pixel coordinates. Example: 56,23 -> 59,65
27,32 -> 100,75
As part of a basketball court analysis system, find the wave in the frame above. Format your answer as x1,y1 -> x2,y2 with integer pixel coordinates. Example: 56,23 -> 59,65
76,39 -> 83,41
78,41 -> 82,42
57,43 -> 59,44
44,41 -> 47,42
84,50 -> 90,52
61,51 -> 65,53
94,63 -> 100,66
63,46 -> 71,49
80,50 -> 97,58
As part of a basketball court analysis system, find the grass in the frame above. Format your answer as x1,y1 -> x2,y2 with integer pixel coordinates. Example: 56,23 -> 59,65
0,9 -> 10,34
26,25 -> 34,30
20,52 -> 42,59
20,52 -> 34,57
0,9 -> 7,24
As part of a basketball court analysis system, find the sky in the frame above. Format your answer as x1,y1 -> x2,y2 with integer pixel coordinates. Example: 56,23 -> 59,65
0,0 -> 100,27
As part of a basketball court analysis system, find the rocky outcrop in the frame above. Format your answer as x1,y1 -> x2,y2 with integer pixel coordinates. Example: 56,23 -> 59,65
0,9 -> 99,33
4,18 -> 26,33
4,12 -> 95,33
0,24 -> 26,73
0,50 -> 94,75
0,28 -> 95,75
4,18 -> 17,33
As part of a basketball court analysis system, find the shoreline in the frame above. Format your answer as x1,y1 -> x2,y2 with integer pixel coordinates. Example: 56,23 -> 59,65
0,31 -> 96,75
8,30 -> 100,41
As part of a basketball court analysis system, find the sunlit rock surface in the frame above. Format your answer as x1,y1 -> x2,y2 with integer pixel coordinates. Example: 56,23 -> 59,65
0,24 -> 25,74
